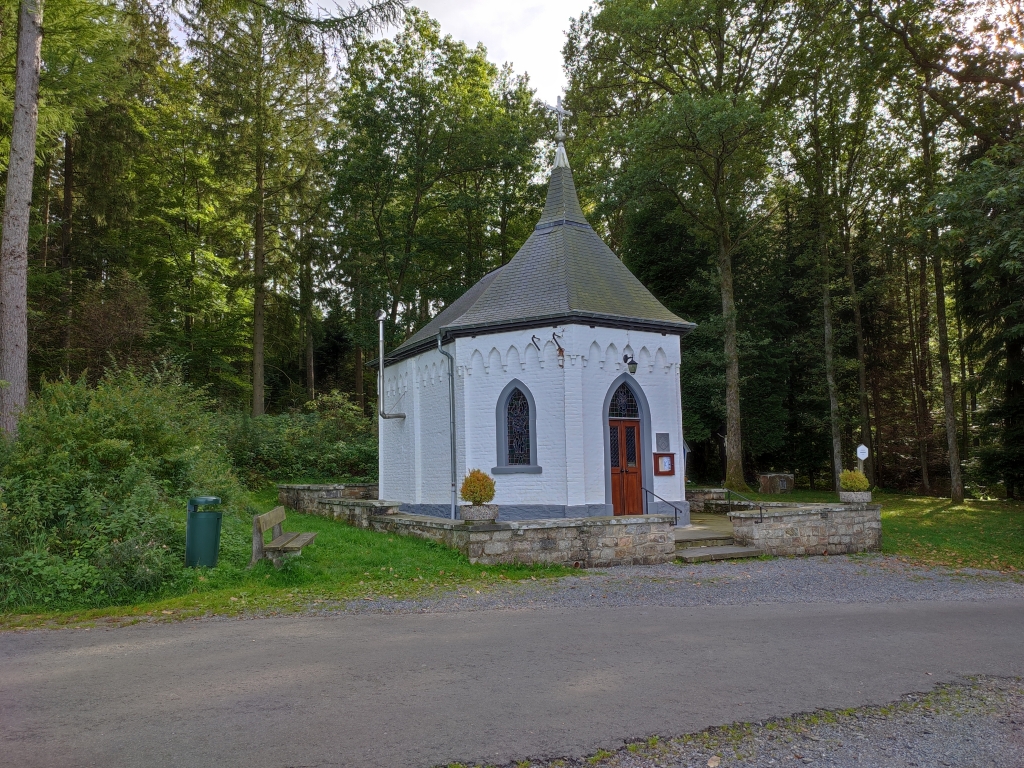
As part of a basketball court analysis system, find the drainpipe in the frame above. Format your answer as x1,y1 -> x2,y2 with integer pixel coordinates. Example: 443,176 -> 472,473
376,310 -> 405,421
437,333 -> 457,520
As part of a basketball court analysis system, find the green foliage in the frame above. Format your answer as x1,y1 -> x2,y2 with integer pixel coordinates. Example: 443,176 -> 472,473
839,470 -> 870,492
939,139 -> 1024,497
0,369 -> 242,608
460,469 -> 495,506
224,391 -> 377,487
328,8 -> 546,353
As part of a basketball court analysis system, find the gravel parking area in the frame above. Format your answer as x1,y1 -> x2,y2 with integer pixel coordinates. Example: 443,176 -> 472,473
339,554 -> 1024,616
490,676 -> 1024,768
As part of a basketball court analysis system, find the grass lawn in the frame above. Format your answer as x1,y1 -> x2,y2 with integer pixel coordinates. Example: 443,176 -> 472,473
724,486 -> 1024,572
0,487 -> 568,631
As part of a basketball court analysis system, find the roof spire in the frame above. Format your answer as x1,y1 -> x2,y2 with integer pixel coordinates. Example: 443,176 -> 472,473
544,95 -> 572,168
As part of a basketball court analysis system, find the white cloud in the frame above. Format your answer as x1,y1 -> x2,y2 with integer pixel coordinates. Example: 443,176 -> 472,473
410,0 -> 593,103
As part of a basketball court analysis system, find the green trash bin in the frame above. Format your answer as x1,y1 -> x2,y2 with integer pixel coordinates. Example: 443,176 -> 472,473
185,496 -> 222,568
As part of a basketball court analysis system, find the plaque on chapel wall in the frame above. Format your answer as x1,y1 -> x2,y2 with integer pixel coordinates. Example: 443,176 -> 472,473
656,432 -> 671,452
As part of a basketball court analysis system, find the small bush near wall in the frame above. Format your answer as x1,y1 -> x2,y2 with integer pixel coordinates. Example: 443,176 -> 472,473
223,391 -> 377,487
0,370 -> 243,609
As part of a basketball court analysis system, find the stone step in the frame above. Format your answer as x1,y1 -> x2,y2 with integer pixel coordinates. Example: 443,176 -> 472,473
676,536 -> 734,550
674,527 -> 733,543
676,545 -> 764,563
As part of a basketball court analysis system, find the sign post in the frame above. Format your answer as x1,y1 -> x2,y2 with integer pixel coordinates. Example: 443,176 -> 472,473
856,443 -> 869,474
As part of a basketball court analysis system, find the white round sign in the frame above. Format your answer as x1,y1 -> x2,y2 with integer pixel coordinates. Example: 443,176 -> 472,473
856,444 -> 869,461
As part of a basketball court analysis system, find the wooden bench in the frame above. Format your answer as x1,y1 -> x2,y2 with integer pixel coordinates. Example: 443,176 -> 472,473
249,506 -> 317,568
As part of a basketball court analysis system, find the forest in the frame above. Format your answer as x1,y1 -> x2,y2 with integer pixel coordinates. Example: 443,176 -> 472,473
1,0 -> 1021,501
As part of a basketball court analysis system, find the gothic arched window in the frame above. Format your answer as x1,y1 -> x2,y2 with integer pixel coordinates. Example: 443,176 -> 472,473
493,380 -> 541,474
506,388 -> 531,465
608,382 -> 640,418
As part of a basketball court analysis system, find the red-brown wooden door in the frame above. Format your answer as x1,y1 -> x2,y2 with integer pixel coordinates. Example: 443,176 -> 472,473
609,419 -> 643,515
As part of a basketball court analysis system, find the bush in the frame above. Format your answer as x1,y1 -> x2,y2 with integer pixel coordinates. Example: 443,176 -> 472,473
460,469 -> 495,506
0,369 -> 242,609
224,391 -> 376,487
840,469 -> 870,492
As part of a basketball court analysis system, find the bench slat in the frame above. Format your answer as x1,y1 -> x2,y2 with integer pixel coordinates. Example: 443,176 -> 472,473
279,532 -> 317,552
257,506 -> 287,534
265,532 -> 300,551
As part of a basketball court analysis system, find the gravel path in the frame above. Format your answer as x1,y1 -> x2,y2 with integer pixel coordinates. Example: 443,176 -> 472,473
492,676 -> 1024,768
336,554 -> 1024,616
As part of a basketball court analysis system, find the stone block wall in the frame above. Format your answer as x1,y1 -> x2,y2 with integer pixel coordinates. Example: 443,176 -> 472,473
277,483 -> 378,513
729,503 -> 881,556
312,498 -> 675,567
757,473 -> 794,494
687,488 -> 726,513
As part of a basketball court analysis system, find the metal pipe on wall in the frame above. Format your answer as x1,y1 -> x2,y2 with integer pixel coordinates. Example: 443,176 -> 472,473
376,310 -> 405,421
437,333 -> 457,520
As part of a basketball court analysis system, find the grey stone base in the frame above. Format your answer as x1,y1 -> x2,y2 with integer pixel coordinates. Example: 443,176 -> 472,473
319,501 -> 677,567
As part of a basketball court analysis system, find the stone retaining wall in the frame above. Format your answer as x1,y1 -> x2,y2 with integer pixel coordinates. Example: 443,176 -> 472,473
277,483 -> 378,513
729,503 -> 881,556
310,499 -> 676,567
687,488 -> 726,513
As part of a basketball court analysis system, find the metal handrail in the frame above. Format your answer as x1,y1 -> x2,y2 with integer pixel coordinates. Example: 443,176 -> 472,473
726,488 -> 764,523
641,486 -> 686,526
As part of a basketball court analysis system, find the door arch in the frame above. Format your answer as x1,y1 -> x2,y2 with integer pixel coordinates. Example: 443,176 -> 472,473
602,374 -> 654,515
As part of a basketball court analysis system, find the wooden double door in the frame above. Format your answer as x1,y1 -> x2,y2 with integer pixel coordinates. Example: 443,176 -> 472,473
609,419 -> 643,515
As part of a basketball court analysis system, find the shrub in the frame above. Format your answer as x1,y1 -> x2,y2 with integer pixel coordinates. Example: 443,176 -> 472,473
224,391 -> 376,487
0,369 -> 242,609
840,469 -> 870,492
460,469 -> 495,506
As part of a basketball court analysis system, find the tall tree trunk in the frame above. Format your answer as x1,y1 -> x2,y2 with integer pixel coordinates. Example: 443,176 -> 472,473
823,254 -> 843,492
917,251 -> 931,489
871,363 -> 885,485
904,255 -> 930,491
302,257 -> 314,400
354,346 -> 364,411
956,297 -> 969,461
919,86 -> 962,502
40,154 -> 51,268
252,165 -> 266,417
0,0 -> 44,437
61,134 -> 74,271
932,251 -> 963,502
61,133 -> 75,368
719,228 -> 745,490
843,234 -> 874,484
1005,336 -> 1023,500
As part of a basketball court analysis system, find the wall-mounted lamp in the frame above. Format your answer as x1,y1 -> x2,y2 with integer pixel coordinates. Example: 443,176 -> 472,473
623,353 -> 638,375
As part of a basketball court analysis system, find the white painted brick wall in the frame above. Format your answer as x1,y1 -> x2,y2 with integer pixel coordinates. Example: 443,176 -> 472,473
380,324 -> 686,508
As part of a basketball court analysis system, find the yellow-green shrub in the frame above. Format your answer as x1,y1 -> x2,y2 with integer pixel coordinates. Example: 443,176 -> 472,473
460,469 -> 495,505
840,469 -> 870,492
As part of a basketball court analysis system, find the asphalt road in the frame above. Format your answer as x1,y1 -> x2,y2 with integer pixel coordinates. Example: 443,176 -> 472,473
3,600 -> 1024,768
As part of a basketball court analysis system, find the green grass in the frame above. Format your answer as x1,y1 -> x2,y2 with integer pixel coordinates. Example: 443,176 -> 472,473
0,486 -> 568,630
876,492 -> 1024,572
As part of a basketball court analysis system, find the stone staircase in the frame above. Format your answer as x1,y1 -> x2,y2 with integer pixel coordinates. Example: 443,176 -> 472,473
674,513 -> 763,563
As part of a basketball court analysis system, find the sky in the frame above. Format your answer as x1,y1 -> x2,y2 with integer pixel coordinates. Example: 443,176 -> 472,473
410,1 -> 595,104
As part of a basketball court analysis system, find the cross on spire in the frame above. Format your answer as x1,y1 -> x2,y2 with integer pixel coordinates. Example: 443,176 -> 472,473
544,95 -> 572,141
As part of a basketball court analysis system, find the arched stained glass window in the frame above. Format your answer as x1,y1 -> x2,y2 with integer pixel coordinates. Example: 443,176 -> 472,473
608,382 -> 639,418
506,388 -> 531,465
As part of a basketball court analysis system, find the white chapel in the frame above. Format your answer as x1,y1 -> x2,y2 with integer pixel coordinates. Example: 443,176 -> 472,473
377,131 -> 696,523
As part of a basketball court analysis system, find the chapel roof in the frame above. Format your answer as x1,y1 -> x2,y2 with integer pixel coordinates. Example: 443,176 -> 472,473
385,142 -> 695,366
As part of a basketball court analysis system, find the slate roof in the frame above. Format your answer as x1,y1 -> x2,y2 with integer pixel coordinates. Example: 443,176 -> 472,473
385,150 -> 695,366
